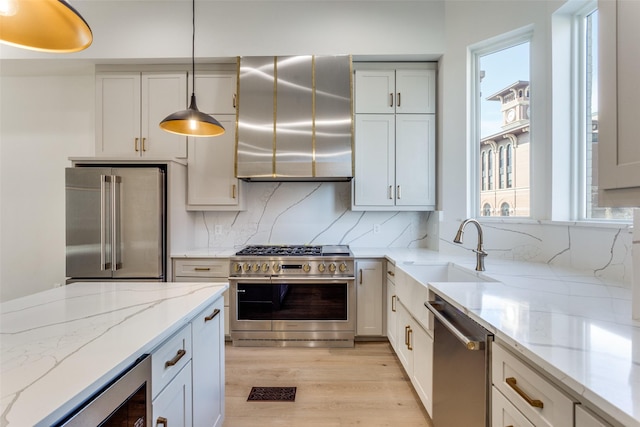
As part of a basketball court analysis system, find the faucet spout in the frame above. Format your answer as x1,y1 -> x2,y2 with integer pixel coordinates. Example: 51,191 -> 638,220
453,218 -> 487,271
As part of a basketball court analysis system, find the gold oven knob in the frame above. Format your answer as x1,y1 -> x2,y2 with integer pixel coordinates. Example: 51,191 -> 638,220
243,263 -> 250,272
318,263 -> 326,273
273,263 -> 281,273
252,263 -> 260,272
302,263 -> 311,273
234,263 -> 242,273
339,262 -> 348,273
329,263 -> 337,273
262,263 -> 270,272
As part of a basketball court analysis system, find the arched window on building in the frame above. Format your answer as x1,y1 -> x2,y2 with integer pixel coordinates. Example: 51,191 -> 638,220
488,149 -> 494,190
501,202 -> 510,216
499,146 -> 504,189
481,151 -> 486,191
506,144 -> 513,188
483,203 -> 492,216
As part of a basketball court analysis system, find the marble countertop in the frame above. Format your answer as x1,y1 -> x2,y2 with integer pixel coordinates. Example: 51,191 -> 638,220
392,252 -> 639,427
0,281 -> 228,427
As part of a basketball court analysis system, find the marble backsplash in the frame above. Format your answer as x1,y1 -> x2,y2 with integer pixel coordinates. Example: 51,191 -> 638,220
192,181 -> 438,250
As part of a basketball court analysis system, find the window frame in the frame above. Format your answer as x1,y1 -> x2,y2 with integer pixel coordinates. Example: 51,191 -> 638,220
469,29 -> 533,220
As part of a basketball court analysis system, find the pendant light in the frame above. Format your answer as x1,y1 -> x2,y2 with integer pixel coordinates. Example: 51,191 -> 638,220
159,0 -> 225,137
0,0 -> 92,53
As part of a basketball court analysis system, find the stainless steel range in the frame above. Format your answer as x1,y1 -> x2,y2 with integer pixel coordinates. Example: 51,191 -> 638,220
229,245 -> 355,347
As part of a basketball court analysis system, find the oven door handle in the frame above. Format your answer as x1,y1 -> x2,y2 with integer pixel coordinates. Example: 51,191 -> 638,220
270,277 -> 355,284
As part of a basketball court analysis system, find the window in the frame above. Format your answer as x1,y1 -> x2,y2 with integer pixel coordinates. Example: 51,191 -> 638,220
579,7 -> 632,220
475,36 -> 531,218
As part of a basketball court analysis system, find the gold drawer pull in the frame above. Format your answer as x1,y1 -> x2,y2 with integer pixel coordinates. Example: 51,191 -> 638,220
134,137 -> 139,152
157,416 -> 168,427
204,308 -> 220,322
194,267 -> 211,271
387,270 -> 395,277
407,328 -> 413,350
506,377 -> 544,408
391,295 -> 396,312
165,349 -> 186,368
405,325 -> 410,346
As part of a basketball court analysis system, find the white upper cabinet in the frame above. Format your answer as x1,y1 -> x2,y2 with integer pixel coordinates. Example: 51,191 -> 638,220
186,71 -> 243,210
96,72 -> 188,159
598,0 -> 640,206
355,69 -> 436,114
352,64 -> 436,211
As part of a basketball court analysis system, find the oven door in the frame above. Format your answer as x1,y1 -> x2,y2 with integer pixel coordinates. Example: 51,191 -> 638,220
270,277 -> 355,332
230,277 -> 274,331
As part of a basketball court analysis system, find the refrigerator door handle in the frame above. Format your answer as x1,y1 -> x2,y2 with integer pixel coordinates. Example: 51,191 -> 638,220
100,175 -> 112,271
111,175 -> 122,271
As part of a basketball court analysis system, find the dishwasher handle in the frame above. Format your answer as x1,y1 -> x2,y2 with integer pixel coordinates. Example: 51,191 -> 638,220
425,301 -> 484,351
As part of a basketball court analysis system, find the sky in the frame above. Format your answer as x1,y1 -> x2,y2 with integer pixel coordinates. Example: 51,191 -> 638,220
479,41 -> 530,138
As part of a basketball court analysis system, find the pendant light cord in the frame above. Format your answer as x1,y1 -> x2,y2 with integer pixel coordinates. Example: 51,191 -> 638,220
191,0 -> 196,95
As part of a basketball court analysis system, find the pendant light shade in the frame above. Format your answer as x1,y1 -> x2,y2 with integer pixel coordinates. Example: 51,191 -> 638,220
0,0 -> 92,53
160,94 -> 225,137
159,0 -> 225,138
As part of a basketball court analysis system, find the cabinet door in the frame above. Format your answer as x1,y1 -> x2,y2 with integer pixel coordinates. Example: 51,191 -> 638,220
395,114 -> 436,207
395,302 -> 413,374
141,73 -> 188,159
354,70 -> 395,113
355,260 -> 383,336
152,362 -> 193,427
96,73 -> 141,157
598,0 -> 640,206
411,323 -> 433,416
575,405 -> 612,427
492,386 -> 535,427
353,114 -> 395,207
187,115 -> 241,209
193,72 -> 237,115
395,69 -> 436,114
192,298 -> 225,427
386,276 -> 398,350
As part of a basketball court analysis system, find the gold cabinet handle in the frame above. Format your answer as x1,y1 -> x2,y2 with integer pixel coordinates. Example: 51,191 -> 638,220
156,416 -> 168,427
142,137 -> 147,152
232,184 -> 236,199
407,328 -> 413,350
233,93 -> 237,109
505,377 -> 544,408
405,325 -> 410,346
134,137 -> 139,152
359,269 -> 363,285
387,270 -> 395,277
391,295 -> 396,312
397,92 -> 401,107
194,267 -> 211,271
389,93 -> 393,107
165,349 -> 186,368
204,308 -> 221,322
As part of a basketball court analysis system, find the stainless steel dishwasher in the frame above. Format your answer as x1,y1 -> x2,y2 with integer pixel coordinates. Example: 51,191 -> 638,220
425,295 -> 493,427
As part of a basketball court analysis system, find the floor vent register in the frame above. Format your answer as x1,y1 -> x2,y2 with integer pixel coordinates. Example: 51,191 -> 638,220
247,386 -> 297,402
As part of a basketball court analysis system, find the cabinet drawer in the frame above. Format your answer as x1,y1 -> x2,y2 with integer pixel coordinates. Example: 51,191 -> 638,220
152,324 -> 192,398
173,259 -> 229,278
492,342 -> 575,427
492,386 -> 534,427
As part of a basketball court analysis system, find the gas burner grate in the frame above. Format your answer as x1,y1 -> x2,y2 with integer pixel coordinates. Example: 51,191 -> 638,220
235,245 -> 322,256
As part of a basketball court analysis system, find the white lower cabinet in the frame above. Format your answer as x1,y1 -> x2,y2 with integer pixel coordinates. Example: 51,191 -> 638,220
396,301 -> 433,415
355,259 -> 384,336
386,264 -> 398,350
151,295 -> 225,427
192,298 -> 225,427
152,362 -> 193,427
492,341 -> 575,427
575,405 -> 613,427
492,385 -> 534,427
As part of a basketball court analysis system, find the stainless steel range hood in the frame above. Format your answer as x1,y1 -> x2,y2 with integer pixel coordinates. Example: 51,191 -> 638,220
236,55 -> 354,181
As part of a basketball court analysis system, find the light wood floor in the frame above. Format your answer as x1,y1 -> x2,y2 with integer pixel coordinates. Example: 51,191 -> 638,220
224,341 -> 434,427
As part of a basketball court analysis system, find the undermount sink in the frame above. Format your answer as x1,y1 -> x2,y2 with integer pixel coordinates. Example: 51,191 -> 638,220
401,261 -> 497,283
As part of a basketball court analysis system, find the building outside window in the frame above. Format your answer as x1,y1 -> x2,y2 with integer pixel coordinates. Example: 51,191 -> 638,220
477,41 -> 531,217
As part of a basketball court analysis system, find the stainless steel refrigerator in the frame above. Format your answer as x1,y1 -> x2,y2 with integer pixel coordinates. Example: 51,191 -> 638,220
66,166 -> 166,282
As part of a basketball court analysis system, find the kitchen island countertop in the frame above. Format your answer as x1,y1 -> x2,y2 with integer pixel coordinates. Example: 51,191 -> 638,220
0,281 -> 228,427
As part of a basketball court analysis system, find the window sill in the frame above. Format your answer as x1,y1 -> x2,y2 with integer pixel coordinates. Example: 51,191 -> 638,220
476,217 -> 632,230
